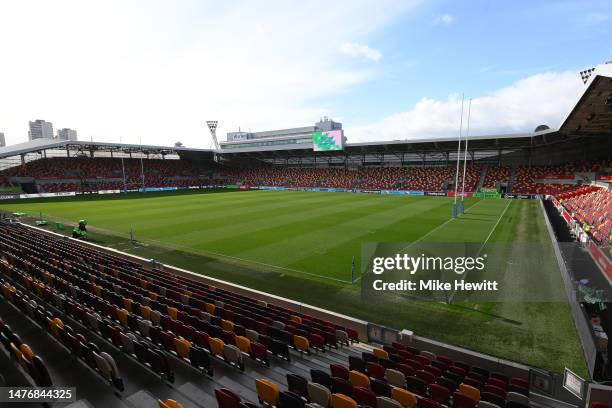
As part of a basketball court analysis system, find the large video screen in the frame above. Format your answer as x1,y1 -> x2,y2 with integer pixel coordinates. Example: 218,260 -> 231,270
313,130 -> 343,151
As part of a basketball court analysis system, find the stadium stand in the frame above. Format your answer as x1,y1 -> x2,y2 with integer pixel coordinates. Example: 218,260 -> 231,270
2,156 -> 608,198
558,186 -> 611,246
0,221 -> 534,408
482,166 -> 511,189
512,160 -> 608,195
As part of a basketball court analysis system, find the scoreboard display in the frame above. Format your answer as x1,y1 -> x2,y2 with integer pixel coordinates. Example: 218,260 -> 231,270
313,130 -> 343,151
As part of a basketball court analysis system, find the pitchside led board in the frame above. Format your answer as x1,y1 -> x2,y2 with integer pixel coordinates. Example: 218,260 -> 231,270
312,130 -> 344,151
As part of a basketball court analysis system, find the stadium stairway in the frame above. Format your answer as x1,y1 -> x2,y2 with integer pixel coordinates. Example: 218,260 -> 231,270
507,166 -> 518,193
476,166 -> 488,191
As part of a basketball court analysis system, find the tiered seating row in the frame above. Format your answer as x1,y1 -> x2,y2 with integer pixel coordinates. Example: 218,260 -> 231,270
0,315 -> 53,387
558,187 -> 611,245
242,341 -> 530,407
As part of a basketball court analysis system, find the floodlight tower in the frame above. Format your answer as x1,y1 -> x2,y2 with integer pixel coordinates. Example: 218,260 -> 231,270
206,121 -> 219,162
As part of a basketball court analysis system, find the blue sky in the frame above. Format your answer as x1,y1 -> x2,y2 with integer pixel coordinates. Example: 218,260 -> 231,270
0,0 -> 610,146
330,0 -> 612,127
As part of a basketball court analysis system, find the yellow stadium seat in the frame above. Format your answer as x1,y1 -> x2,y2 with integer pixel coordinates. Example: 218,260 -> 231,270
149,291 -> 158,301
391,388 -> 417,408
123,297 -> 133,312
289,315 -> 302,324
49,318 -> 64,338
209,337 -> 225,357
349,370 -> 370,388
205,303 -> 216,315
373,347 -> 389,360
157,399 -> 184,408
222,319 -> 235,332
331,393 -> 358,408
293,335 -> 310,355
167,306 -> 178,320
255,378 -> 280,406
140,305 -> 152,321
174,337 -> 192,359
116,308 -> 129,326
235,336 -> 251,354
10,342 -> 25,369
20,344 -> 34,363
459,383 -> 480,402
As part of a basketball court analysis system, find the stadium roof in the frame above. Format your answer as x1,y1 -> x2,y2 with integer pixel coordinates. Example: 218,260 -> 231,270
0,139 -> 213,160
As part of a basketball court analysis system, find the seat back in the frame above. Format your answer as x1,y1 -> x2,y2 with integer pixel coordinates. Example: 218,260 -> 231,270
223,344 -> 243,366
391,388 -> 418,408
353,386 -> 377,407
349,370 -> 370,388
311,369 -> 332,389
158,400 -> 184,408
367,361 -> 386,380
331,393 -> 358,408
279,391 -> 305,408
480,392 -> 505,407
459,383 -> 480,402
138,319 -> 151,337
287,373 -> 308,398
235,335 -> 251,353
120,332 -> 135,354
331,376 -> 353,397
215,388 -> 242,408
330,363 -> 349,380
405,375 -> 427,396
429,383 -> 451,404
245,329 -> 259,342
255,378 -> 280,405
209,337 -> 225,357
371,378 -> 392,397
307,382 -> 330,406
373,347 -> 389,360
377,396 -> 403,408
385,368 -> 406,388
420,350 -> 436,361
93,351 -> 112,381
335,329 -> 349,345
174,337 -> 191,359
452,391 -> 478,408
293,335 -> 310,353
418,398 -> 442,408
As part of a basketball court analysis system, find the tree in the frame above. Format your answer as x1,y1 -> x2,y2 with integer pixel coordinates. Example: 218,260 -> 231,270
174,141 -> 183,147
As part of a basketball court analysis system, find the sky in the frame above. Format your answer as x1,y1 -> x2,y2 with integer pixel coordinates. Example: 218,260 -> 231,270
0,0 -> 610,148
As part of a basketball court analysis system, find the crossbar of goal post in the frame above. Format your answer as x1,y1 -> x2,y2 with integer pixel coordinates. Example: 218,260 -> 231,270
460,98 -> 472,215
452,94 -> 465,218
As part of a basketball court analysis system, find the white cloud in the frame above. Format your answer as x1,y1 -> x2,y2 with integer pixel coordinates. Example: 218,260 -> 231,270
433,14 -> 454,25
0,0 -> 417,147
347,71 -> 584,142
339,42 -> 382,62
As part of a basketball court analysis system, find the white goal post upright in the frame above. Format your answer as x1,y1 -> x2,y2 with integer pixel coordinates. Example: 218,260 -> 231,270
452,94 -> 465,218
460,98 -> 472,215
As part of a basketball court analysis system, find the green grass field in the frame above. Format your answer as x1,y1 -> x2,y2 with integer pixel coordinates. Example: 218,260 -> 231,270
0,189 -> 587,376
